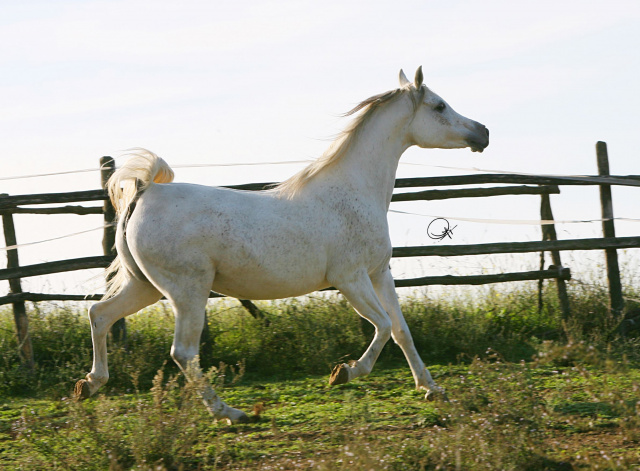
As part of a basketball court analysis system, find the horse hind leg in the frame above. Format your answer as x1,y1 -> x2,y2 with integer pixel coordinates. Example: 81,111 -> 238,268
165,282 -> 249,424
74,277 -> 162,399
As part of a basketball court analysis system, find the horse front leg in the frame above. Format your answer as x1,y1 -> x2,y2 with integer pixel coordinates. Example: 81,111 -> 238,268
329,273 -> 392,385
370,268 -> 447,401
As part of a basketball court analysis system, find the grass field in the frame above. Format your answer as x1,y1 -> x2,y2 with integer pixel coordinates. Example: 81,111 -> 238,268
1,282 -> 640,469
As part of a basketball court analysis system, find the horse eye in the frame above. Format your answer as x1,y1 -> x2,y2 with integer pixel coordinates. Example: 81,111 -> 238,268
435,102 -> 446,112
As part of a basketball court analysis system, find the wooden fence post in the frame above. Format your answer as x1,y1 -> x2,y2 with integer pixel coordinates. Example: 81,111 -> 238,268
100,157 -> 127,344
239,299 -> 269,325
538,250 -> 545,314
1,198 -> 34,369
200,309 -> 213,368
596,141 -> 624,316
540,193 -> 571,319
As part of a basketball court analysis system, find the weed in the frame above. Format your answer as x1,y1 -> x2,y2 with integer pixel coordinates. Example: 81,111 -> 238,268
2,283 -> 640,469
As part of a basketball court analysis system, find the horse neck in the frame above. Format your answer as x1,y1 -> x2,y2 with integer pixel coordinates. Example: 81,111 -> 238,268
327,97 -> 413,210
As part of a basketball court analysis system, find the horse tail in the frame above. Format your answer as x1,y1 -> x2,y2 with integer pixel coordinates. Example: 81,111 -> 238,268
107,149 -> 175,216
103,149 -> 175,299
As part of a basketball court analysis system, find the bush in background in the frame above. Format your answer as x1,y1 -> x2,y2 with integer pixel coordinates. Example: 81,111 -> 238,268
0,278 -> 638,398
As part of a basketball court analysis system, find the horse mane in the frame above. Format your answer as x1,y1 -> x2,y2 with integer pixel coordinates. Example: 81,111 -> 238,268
273,86 -> 420,198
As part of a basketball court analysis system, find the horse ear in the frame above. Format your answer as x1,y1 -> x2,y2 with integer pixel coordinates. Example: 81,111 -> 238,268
399,69 -> 411,87
414,66 -> 424,88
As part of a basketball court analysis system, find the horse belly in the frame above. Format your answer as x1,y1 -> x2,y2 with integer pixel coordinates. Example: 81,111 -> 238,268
211,252 -> 330,300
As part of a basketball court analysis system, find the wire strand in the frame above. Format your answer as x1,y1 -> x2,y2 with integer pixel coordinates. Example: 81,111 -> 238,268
388,209 -> 640,225
3,158 -> 639,186
1,161 -> 639,251
0,160 -> 314,181
1,225 -> 109,252
172,160 -> 312,169
571,276 -> 640,304
0,168 -> 102,181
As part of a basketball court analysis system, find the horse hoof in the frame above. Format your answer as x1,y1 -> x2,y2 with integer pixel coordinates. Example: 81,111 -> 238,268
425,389 -> 449,402
329,363 -> 350,386
74,379 -> 92,401
224,411 -> 250,425
235,412 -> 251,424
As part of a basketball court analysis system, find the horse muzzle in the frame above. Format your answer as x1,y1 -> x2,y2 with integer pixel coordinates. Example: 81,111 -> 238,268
468,124 -> 489,153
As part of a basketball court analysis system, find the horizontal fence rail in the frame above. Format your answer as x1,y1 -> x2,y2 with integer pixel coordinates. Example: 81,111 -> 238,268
392,236 -> 640,258
394,266 -> 571,287
392,174 -> 640,188
3,206 -> 103,216
0,189 -> 107,209
223,174 -> 640,192
0,268 -> 572,306
391,184 -> 560,202
0,256 -> 112,282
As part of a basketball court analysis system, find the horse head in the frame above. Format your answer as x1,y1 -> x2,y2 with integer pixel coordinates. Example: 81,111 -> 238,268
400,67 -> 489,153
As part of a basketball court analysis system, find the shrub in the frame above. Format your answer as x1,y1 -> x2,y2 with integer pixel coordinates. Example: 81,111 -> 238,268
1,280 -> 639,398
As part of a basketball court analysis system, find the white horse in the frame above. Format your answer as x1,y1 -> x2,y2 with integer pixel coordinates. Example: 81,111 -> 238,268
75,67 -> 489,424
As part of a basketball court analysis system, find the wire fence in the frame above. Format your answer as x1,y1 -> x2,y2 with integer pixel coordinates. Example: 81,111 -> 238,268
1,148 -> 638,299
2,144 -> 639,368
4,158 -> 639,184
2,158 -> 639,253
2,214 -> 640,254
0,159 -> 313,181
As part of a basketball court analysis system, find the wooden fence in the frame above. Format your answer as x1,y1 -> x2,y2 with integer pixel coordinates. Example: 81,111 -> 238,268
2,142 -> 640,367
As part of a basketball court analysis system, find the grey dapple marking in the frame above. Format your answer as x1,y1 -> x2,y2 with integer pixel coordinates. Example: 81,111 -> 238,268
75,67 -> 489,423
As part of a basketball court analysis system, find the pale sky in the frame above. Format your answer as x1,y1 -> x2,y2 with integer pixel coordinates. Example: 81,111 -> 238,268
1,0 -> 639,297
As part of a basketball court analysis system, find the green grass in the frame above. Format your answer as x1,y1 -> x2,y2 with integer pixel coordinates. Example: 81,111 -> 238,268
1,281 -> 640,469
2,352 -> 640,469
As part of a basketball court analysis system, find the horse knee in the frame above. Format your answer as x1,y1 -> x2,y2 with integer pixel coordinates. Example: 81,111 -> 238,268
391,326 -> 412,347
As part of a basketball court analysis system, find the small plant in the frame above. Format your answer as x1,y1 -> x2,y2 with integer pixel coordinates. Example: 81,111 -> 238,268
206,358 -> 246,389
